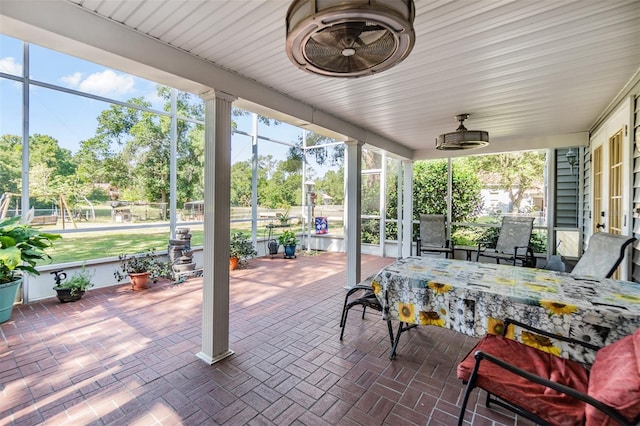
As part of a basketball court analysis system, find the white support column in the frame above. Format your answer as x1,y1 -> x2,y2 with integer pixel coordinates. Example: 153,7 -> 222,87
21,42 -> 31,302
169,88 -> 177,239
344,140 -> 363,286
302,130 -> 308,250
402,160 -> 413,258
197,89 -> 236,365
379,153 -> 387,256
447,158 -> 453,242
396,158 -> 403,258
546,149 -> 556,256
251,113 -> 259,246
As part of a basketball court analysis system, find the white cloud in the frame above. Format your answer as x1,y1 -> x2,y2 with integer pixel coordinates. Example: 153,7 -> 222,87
0,57 -> 22,75
60,72 -> 83,87
61,69 -> 135,96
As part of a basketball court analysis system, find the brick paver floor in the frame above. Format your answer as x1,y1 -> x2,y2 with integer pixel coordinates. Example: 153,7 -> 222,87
1,252 -> 534,425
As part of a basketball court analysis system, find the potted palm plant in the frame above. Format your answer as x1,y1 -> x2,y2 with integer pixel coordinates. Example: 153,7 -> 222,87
0,215 -> 61,323
229,232 -> 257,270
114,249 -> 171,290
278,230 -> 299,259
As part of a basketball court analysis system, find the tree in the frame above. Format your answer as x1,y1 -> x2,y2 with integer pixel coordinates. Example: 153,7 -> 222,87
286,131 -> 344,170
386,159 -> 484,239
467,151 -> 545,212
315,169 -> 344,204
29,134 -> 75,178
260,162 -> 302,208
0,135 -> 22,194
230,160 -> 253,207
89,88 -> 207,205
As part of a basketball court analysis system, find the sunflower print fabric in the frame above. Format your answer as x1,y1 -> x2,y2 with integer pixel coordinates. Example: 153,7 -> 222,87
372,256 -> 640,364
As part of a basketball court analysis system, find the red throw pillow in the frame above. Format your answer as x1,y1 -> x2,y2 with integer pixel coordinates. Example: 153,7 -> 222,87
586,331 -> 640,426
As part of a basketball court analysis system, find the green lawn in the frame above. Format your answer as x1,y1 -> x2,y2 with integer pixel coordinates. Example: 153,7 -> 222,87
48,230 -> 205,264
46,225 -> 302,264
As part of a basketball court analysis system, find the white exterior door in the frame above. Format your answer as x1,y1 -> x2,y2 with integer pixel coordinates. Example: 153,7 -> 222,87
589,101 -> 632,278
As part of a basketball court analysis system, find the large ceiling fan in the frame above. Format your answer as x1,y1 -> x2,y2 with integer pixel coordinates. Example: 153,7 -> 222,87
285,0 -> 416,78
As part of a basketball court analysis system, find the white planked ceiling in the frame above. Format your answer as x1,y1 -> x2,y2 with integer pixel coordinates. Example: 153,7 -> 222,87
3,0 -> 640,159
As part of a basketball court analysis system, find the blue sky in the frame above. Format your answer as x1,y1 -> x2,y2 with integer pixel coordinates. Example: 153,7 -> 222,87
0,33 -> 311,169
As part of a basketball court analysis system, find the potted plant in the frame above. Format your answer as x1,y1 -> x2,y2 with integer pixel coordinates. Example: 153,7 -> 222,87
278,230 -> 299,259
229,232 -> 257,270
277,207 -> 291,226
0,215 -> 61,323
53,265 -> 94,303
114,249 -> 171,290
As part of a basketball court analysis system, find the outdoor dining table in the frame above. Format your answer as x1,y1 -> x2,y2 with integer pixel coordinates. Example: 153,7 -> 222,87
371,256 -> 640,363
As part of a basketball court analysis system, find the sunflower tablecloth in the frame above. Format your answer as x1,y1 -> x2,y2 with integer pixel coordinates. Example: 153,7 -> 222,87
371,256 -> 640,364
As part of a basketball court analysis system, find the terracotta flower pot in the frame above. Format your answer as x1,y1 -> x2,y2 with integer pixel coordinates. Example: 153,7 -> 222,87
129,272 -> 150,290
229,257 -> 239,270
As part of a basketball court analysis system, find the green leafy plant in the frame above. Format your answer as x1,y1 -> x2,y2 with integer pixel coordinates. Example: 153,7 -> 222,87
54,266 -> 94,296
277,207 -> 291,225
229,232 -> 257,260
278,230 -> 298,246
114,249 -> 171,283
0,215 -> 61,284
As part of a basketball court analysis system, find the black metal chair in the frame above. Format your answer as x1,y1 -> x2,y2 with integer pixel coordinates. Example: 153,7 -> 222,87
415,214 -> 454,258
476,216 -> 535,266
339,276 -> 394,346
570,232 -> 636,278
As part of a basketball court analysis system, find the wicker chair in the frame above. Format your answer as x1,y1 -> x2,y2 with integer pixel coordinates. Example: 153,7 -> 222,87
415,214 -> 454,258
571,232 -> 636,278
476,216 -> 535,266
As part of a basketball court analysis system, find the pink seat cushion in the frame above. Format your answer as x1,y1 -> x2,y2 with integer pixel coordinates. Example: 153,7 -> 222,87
586,330 -> 640,426
458,334 -> 588,425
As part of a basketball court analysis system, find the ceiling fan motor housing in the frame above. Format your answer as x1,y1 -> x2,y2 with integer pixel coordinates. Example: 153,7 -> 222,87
435,114 -> 490,150
286,0 -> 416,77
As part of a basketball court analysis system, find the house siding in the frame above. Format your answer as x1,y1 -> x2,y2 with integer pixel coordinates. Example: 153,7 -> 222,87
555,148 -> 579,228
582,146 -> 591,246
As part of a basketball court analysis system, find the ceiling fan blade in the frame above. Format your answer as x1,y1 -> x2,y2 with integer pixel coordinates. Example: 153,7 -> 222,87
357,32 -> 396,58
305,37 -> 343,58
357,26 -> 388,46
310,22 -> 366,49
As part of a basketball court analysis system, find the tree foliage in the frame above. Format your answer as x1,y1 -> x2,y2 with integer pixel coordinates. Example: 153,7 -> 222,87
387,160 -> 483,223
378,160 -> 483,242
0,135 -> 22,195
467,151 -> 545,212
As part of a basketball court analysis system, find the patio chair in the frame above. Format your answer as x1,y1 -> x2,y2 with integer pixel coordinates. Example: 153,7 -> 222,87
415,214 -> 454,258
339,275 -> 394,345
456,319 -> 640,426
570,232 -> 636,278
542,254 -> 566,272
476,216 -> 535,267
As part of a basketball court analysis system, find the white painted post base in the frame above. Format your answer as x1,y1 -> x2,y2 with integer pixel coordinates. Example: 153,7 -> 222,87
196,349 -> 234,365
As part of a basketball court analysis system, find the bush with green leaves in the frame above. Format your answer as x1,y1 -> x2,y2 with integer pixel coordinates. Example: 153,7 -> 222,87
476,224 -> 547,253
0,215 -> 61,284
277,230 -> 298,247
229,232 -> 257,259
54,266 -> 94,296
114,249 -> 171,283
385,159 -> 484,241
